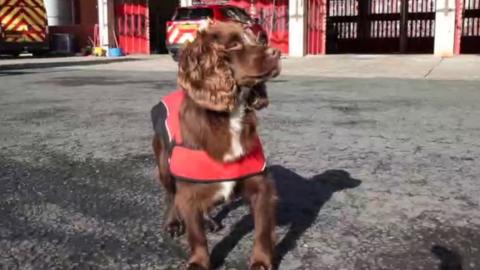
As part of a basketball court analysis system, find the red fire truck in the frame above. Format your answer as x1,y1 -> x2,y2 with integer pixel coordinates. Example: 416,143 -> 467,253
0,0 -> 49,56
165,3 -> 267,61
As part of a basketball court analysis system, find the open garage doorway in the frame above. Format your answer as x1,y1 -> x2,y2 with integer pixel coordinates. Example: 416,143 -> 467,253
149,0 -> 178,54
114,0 -> 177,54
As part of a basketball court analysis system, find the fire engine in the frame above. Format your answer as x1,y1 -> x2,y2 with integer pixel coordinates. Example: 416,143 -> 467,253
165,2 -> 267,61
0,0 -> 49,56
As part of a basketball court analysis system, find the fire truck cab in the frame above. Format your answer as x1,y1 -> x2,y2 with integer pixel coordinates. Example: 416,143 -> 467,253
0,0 -> 49,57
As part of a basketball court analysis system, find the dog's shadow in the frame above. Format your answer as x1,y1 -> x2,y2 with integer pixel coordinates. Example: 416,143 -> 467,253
431,245 -> 463,270
210,165 -> 362,268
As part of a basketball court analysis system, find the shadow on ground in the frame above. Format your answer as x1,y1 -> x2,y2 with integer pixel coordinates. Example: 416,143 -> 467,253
0,71 -> 34,77
38,76 -> 176,89
432,245 -> 464,270
0,153 -> 187,269
210,165 -> 362,269
0,57 -> 141,71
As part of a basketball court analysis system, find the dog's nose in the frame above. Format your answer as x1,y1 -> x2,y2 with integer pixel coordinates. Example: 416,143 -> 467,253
266,47 -> 281,59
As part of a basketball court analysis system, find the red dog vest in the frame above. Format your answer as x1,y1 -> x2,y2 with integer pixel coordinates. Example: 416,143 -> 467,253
151,90 -> 266,182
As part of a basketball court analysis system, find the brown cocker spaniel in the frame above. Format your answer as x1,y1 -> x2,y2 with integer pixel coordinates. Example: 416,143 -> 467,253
151,22 -> 281,270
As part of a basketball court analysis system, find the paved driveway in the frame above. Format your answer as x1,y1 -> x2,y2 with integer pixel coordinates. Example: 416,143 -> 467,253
1,59 -> 479,269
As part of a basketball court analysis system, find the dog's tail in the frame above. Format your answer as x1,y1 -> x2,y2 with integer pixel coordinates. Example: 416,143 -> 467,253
151,102 -> 176,194
152,135 -> 176,194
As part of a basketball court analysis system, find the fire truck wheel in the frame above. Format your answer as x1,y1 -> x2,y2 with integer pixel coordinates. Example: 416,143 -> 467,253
32,51 -> 48,57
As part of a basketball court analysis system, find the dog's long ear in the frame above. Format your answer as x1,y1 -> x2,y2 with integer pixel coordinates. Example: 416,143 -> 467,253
177,29 -> 237,112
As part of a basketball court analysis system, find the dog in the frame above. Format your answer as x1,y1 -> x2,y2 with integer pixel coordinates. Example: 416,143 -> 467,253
151,22 -> 281,270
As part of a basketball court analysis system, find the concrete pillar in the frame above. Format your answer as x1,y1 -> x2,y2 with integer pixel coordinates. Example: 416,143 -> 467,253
288,0 -> 307,57
434,0 -> 456,57
97,0 -> 115,54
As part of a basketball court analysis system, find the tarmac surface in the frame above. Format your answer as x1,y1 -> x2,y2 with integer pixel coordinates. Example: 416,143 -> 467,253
1,56 -> 480,269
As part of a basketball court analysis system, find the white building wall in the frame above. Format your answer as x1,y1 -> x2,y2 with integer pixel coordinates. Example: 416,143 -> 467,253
288,0 -> 306,56
434,0 -> 457,56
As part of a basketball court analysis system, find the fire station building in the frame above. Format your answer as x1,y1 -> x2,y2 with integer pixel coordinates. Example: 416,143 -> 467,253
45,0 -> 479,56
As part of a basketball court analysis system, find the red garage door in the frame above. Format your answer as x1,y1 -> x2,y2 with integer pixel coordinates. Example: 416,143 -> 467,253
307,0 -> 327,54
115,0 -> 149,54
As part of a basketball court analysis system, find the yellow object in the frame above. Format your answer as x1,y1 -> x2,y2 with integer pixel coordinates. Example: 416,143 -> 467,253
93,47 -> 106,57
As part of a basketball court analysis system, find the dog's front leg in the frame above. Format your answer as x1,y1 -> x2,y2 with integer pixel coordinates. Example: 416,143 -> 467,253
243,175 -> 277,270
175,190 -> 210,270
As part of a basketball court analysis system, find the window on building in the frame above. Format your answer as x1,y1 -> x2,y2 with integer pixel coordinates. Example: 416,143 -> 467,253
173,8 -> 214,21
45,0 -> 81,26
221,7 -> 252,24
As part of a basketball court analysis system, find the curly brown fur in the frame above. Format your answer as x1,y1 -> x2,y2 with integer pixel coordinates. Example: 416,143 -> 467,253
178,22 -> 280,112
178,31 -> 238,112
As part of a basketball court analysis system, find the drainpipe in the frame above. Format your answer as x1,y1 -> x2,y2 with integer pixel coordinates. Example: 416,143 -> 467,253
453,0 -> 463,54
249,0 -> 256,17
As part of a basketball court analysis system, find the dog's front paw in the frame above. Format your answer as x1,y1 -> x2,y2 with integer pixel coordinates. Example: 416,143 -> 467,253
250,262 -> 271,270
251,97 -> 269,110
165,219 -> 185,238
185,262 -> 209,270
204,216 -> 223,233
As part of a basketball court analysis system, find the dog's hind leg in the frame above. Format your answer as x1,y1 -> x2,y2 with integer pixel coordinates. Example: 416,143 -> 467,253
242,174 -> 277,270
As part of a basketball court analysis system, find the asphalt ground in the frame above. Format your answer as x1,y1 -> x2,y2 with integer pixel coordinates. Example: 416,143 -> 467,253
1,66 -> 479,269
